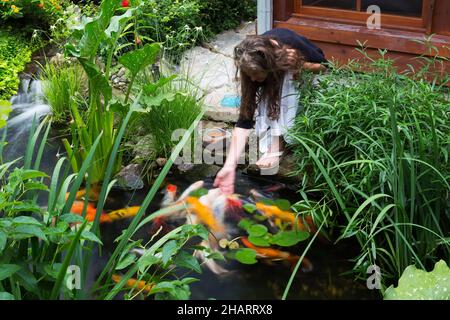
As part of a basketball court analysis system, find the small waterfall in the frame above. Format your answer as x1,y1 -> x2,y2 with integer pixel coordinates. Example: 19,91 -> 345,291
5,79 -> 51,141
2,79 -> 52,162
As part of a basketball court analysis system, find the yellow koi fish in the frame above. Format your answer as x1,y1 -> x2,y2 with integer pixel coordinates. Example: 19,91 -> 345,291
255,202 -> 312,231
184,196 -> 225,233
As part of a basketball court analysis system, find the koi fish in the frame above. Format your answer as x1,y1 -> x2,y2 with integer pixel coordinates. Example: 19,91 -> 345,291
69,201 -> 140,224
255,202 -> 310,231
184,196 -> 225,233
111,274 -> 154,294
69,201 -> 112,223
107,206 -> 140,221
241,237 -> 313,272
160,184 -> 177,207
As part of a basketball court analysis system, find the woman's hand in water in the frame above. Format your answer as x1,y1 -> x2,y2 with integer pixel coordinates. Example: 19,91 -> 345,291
214,165 -> 236,195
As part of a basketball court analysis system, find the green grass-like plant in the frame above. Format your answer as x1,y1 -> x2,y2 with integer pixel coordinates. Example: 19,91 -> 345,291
289,49 -> 450,288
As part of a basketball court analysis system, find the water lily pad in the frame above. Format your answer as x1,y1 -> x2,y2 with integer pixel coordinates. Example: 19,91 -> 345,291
243,203 -> 256,213
235,248 -> 257,265
248,224 -> 268,237
248,235 -> 270,247
238,219 -> 253,231
271,231 -> 309,247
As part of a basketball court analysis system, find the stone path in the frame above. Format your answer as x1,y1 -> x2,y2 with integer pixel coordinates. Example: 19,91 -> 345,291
180,21 -> 256,122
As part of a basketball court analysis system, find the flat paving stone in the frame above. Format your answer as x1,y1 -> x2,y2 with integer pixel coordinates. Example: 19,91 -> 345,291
180,21 -> 256,124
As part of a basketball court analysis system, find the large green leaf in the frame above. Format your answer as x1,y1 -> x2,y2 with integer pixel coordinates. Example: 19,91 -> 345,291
105,8 -> 135,39
12,225 -> 47,242
384,260 -> 450,300
0,264 -> 21,281
66,0 -> 119,59
78,58 -> 112,102
118,43 -> 161,78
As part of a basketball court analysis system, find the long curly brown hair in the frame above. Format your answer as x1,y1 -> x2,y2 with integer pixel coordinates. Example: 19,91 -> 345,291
234,35 -> 304,121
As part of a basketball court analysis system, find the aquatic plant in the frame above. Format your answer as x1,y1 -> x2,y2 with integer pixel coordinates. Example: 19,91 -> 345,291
128,72 -> 204,161
384,260 -> 450,300
289,49 -> 450,287
40,61 -> 87,124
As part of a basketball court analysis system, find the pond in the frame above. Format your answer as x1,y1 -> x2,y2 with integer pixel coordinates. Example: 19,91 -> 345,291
3,78 -> 378,300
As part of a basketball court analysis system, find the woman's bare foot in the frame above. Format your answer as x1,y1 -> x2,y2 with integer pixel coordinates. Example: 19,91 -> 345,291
256,136 -> 284,169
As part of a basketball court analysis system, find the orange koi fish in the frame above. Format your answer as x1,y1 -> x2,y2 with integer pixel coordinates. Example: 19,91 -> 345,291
184,196 -> 225,233
111,274 -> 154,294
70,201 -> 140,224
241,237 -> 313,271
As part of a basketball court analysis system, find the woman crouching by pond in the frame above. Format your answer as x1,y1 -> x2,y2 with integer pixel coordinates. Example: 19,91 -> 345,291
214,28 -> 327,194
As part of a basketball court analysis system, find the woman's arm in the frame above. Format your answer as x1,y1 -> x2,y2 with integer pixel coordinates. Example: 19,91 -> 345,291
214,127 -> 250,194
224,127 -> 250,168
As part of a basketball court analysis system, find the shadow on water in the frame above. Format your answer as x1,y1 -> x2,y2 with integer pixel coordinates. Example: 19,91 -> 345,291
4,78 -> 379,300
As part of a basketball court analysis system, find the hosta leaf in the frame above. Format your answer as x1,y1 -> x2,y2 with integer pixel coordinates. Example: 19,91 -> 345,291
384,260 -> 450,300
